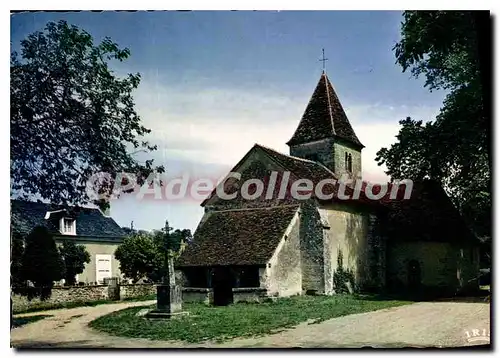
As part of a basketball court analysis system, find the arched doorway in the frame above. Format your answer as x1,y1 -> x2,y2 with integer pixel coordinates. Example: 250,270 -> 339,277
407,259 -> 422,294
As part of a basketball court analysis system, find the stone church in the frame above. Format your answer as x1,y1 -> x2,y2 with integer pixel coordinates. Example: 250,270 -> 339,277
176,71 -> 479,305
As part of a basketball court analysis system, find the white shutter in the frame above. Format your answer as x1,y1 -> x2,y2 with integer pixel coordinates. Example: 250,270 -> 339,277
95,254 -> 112,284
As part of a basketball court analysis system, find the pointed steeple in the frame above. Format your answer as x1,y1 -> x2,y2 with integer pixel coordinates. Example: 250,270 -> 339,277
287,72 -> 364,149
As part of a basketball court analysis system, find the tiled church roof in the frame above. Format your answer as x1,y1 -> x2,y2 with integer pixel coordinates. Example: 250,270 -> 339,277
256,144 -> 373,204
380,180 -> 477,243
177,205 -> 299,267
256,144 -> 337,183
287,72 -> 364,148
201,144 -> 366,207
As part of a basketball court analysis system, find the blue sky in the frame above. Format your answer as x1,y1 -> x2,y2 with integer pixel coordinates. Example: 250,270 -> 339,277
11,11 -> 447,232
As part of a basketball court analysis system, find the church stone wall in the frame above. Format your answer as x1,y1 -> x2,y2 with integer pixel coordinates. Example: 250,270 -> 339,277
288,138 -> 362,179
365,214 -> 387,291
263,213 -> 302,297
333,141 -> 362,179
299,201 -> 325,294
322,227 -> 334,295
387,242 -> 479,295
289,138 -> 335,172
320,202 -> 370,292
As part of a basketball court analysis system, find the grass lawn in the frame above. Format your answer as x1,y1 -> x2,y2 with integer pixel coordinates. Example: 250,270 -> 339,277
89,294 -> 410,343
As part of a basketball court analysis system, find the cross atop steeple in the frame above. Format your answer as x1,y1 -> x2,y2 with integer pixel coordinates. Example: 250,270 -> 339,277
319,48 -> 328,72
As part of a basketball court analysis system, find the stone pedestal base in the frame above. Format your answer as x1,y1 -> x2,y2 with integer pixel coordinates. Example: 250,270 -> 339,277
143,284 -> 185,320
144,309 -> 189,320
156,284 -> 182,312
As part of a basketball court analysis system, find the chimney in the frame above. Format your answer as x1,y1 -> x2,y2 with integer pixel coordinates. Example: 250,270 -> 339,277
103,205 -> 111,217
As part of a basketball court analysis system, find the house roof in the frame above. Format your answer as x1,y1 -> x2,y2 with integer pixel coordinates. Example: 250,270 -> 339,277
176,205 -> 300,267
10,199 -> 126,239
287,72 -> 364,148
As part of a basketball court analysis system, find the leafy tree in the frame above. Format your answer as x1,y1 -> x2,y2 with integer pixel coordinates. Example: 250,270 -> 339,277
115,222 -> 192,283
152,220 -> 193,258
59,241 -> 91,286
20,226 -> 65,299
151,221 -> 193,282
115,233 -> 159,283
10,231 -> 25,289
10,20 -> 164,210
376,11 -> 491,240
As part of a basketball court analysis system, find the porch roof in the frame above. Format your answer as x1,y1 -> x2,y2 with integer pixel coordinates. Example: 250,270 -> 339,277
177,205 -> 299,267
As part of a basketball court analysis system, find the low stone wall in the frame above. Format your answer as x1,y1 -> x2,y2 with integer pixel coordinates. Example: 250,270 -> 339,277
12,285 -> 109,313
233,287 -> 268,303
120,284 -> 157,300
182,287 -> 213,304
12,284 -> 272,312
12,283 -> 157,313
181,287 -> 269,304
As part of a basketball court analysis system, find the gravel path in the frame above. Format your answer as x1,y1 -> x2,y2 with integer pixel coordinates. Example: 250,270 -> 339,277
11,300 -> 490,348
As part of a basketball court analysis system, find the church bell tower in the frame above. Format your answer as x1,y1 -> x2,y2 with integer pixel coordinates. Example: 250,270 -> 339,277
286,69 -> 364,179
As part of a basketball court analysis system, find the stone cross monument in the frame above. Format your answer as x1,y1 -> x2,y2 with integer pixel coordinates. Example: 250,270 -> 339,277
145,221 -> 186,319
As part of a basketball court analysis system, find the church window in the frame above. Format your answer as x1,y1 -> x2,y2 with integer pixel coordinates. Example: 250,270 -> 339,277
345,152 -> 353,172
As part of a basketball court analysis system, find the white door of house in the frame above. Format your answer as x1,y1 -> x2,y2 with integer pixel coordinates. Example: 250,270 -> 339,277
96,254 -> 112,284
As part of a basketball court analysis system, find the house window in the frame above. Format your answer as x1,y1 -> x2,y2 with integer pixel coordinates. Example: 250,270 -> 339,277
96,254 -> 112,284
347,153 -> 353,172
60,217 -> 76,235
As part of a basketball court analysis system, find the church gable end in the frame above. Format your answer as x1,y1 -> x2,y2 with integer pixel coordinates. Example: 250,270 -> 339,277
202,145 -> 296,210
202,144 -> 343,210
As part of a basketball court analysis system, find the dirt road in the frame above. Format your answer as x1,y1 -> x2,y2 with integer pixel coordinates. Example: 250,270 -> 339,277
11,300 -> 490,348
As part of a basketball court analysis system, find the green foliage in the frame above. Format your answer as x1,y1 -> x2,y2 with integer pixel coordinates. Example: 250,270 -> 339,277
393,11 -> 481,92
89,295 -> 409,343
332,250 -> 357,294
153,220 -> 192,259
376,11 -> 491,240
20,226 -> 65,300
11,231 -> 25,289
10,20 -> 164,210
59,241 -> 91,286
116,221 -> 192,283
115,233 -> 161,283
